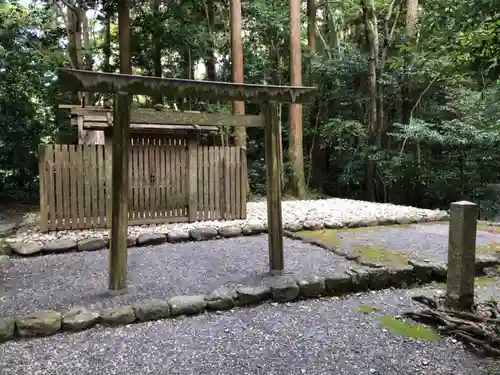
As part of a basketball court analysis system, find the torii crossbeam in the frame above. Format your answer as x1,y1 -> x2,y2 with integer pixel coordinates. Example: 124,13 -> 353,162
57,68 -> 316,291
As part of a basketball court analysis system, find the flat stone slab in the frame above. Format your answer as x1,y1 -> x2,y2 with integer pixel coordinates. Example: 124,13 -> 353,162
62,307 -> 100,331
16,310 -> 61,337
133,299 -> 171,321
10,242 -> 42,256
77,238 -> 107,252
169,295 -> 207,316
0,236 -> 358,318
137,233 -> 166,246
43,239 -> 77,253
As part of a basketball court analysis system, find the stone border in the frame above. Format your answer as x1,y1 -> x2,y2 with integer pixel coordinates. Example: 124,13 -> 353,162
1,213 -> 450,258
0,263 -> 437,343
2,231 -> 499,344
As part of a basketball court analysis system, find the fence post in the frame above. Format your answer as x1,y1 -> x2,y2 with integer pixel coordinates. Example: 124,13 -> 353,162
446,200 -> 477,310
187,138 -> 198,222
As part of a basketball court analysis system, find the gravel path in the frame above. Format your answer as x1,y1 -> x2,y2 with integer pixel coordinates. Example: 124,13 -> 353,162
1,286 -> 498,375
334,223 -> 500,264
0,235 -> 357,318
8,198 -> 448,244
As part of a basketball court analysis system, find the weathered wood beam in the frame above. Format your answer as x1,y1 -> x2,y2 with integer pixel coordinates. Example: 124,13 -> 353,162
264,102 -> 284,274
66,108 -> 265,127
75,121 -> 218,132
58,69 -> 317,104
109,0 -> 131,292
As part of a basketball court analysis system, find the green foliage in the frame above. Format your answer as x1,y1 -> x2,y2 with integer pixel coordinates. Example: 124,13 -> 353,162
1,0 -> 499,211
0,2 -> 66,202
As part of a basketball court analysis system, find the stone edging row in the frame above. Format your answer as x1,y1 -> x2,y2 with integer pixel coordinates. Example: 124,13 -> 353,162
2,231 -> 499,344
1,213 -> 450,259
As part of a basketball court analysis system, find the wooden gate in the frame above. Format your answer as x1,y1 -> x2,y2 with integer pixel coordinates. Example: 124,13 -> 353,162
39,142 -> 247,231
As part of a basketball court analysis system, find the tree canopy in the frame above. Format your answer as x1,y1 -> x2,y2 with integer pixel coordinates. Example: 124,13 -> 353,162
0,0 -> 499,217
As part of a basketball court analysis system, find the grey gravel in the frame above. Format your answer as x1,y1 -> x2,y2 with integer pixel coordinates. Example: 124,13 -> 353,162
335,223 -> 500,265
0,235 -> 356,318
0,286 -> 498,375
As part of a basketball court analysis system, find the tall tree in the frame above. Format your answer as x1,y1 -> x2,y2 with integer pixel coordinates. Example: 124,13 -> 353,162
307,0 -> 328,189
152,0 -> 163,106
361,0 -> 379,201
288,0 -> 307,198
401,0 -> 419,125
230,0 -> 247,144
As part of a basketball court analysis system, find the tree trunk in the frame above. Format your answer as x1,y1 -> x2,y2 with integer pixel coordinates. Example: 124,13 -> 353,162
152,0 -> 163,106
401,0 -> 418,125
230,0 -> 246,146
102,6 -> 112,108
103,9 -> 112,73
307,0 -> 327,190
288,0 -> 307,199
362,0 -> 379,201
204,0 -> 216,81
268,31 -> 284,188
230,0 -> 249,194
181,48 -> 193,110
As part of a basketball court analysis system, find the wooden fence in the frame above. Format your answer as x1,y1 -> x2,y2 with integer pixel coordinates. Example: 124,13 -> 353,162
39,141 -> 247,231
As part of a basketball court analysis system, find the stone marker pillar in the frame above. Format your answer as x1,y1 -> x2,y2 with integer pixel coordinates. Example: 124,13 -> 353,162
446,201 -> 477,310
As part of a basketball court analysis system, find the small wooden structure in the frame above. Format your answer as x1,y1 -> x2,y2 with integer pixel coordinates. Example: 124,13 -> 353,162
39,105 -> 257,231
57,68 -> 316,290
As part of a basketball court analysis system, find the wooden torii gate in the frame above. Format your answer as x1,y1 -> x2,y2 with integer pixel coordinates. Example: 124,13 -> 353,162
57,69 -> 315,291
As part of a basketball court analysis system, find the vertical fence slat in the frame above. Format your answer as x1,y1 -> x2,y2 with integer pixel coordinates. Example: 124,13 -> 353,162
235,147 -> 242,219
224,147 -> 231,220
54,145 -> 64,229
197,143 -> 203,220
89,145 -> 99,228
83,145 -> 92,227
68,145 -> 78,229
38,145 -> 48,231
240,147 -> 247,219
159,141 -> 166,217
46,145 -> 56,230
188,139 -> 198,221
138,144 -> 144,219
174,141 -> 180,217
97,145 -> 106,227
214,147 -> 221,220
154,142 -> 160,218
203,145 -> 209,220
230,147 -> 236,219
182,139 -> 188,217
105,139 -> 112,227
131,146 -> 138,221
60,145 -> 70,230
77,145 -> 85,229
208,147 -> 215,219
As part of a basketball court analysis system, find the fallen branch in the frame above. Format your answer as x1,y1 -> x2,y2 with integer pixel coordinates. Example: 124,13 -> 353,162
404,295 -> 500,357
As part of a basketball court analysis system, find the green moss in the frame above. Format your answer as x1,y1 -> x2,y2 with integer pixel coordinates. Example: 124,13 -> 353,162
296,230 -> 343,247
379,315 -> 440,341
477,243 -> 500,253
297,225 -> 413,248
356,304 -> 379,314
475,276 -> 498,287
429,281 -> 447,289
354,245 -> 409,266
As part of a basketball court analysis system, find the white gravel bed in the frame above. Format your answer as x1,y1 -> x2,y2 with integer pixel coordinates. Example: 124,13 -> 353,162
6,198 -> 448,245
